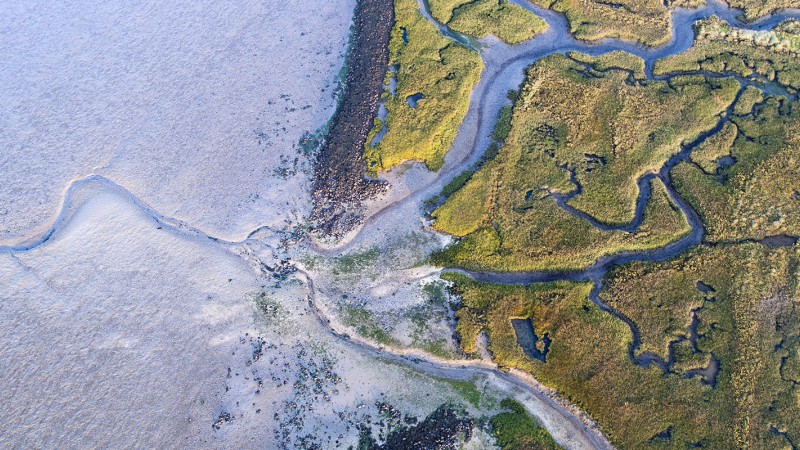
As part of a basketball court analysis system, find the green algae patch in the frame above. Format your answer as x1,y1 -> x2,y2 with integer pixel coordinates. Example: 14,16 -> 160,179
491,399 -> 562,450
364,0 -> 483,172
340,304 -> 399,346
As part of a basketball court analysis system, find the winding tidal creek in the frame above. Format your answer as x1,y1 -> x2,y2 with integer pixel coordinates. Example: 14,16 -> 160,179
307,0 -> 800,447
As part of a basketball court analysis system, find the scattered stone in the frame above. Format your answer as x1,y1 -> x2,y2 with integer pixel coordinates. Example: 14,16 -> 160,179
212,411 -> 233,430
310,0 -> 394,238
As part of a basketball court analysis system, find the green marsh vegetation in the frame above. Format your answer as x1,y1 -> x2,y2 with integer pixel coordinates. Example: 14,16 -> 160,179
490,399 -> 562,450
672,95 -> 800,242
655,23 -> 800,243
369,2 -> 800,445
444,273 -> 731,449
425,89 -> 519,212
567,50 -> 647,79
428,0 -> 548,44
530,0 -> 673,45
604,244 -> 800,448
654,17 -> 800,93
723,0 -> 800,22
432,175 -> 691,271
431,41 -> 800,447
445,242 -> 800,448
364,0 -> 483,172
687,121 -> 739,174
732,84 -> 765,115
431,54 -> 736,272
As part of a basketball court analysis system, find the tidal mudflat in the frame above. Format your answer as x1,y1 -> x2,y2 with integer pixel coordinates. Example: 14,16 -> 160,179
3,0 -> 800,448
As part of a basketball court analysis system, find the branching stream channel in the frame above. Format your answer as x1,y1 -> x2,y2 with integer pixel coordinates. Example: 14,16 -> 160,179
309,0 -> 800,448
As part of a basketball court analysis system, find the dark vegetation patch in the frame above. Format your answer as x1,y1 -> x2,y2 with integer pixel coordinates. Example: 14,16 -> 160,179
490,399 -> 561,450
441,169 -> 476,199
311,0 -> 394,238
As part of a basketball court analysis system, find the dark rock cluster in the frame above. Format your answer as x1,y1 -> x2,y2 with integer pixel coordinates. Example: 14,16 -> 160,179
356,404 -> 474,450
311,0 -> 394,238
274,346 -> 344,448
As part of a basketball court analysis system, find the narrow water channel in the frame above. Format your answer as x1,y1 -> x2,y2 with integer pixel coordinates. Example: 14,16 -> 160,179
309,0 -> 800,447
375,0 -> 800,379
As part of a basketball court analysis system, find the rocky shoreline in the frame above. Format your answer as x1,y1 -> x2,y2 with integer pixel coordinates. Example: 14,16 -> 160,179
311,0 -> 394,238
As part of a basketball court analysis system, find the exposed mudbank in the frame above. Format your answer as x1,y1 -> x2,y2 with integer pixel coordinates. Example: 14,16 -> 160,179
311,0 -> 394,238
